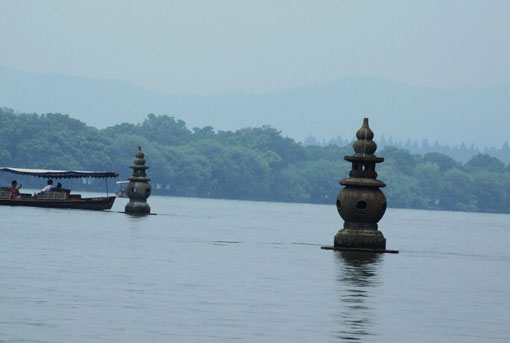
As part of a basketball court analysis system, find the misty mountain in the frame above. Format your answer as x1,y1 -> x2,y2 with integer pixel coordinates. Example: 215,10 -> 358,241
1,65 -> 509,147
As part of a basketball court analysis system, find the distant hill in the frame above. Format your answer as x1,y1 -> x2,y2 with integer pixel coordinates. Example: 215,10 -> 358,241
1,65 -> 509,146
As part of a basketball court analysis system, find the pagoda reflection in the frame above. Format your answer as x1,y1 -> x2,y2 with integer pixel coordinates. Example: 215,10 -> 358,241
334,252 -> 382,342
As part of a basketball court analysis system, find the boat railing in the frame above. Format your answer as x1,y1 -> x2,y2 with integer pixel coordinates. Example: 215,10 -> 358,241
36,192 -> 68,200
0,191 -> 11,199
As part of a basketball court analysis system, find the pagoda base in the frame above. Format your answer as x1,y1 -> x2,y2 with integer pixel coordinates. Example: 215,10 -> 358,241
125,201 -> 151,215
321,246 -> 398,254
334,228 -> 386,250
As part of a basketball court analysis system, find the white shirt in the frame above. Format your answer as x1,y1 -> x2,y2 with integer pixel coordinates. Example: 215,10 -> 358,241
41,185 -> 53,193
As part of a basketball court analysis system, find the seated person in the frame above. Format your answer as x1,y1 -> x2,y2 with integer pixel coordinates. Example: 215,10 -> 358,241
41,179 -> 54,193
53,182 -> 63,192
9,180 -> 22,199
53,182 -> 71,194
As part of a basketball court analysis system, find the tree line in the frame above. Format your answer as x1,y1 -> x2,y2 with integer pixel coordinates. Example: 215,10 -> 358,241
306,133 -> 510,164
1,107 -> 510,213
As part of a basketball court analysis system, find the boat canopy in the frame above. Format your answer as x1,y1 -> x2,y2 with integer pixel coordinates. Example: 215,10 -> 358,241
0,167 -> 119,179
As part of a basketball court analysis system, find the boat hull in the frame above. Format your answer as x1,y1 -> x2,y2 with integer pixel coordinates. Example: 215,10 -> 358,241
0,196 -> 116,211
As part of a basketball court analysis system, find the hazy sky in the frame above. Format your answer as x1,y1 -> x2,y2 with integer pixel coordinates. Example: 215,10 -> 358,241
1,0 -> 509,94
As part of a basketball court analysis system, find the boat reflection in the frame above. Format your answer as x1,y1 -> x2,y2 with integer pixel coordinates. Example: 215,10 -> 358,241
334,251 -> 382,342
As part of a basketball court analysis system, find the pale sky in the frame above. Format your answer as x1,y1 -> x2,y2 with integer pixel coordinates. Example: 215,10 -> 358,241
1,0 -> 509,94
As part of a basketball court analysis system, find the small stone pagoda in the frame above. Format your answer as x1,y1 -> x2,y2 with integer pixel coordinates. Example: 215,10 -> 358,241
125,146 -> 151,215
323,118 -> 397,253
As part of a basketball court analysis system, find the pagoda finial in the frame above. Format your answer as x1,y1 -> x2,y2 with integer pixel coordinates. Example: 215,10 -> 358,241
136,146 -> 144,159
353,118 -> 377,156
134,146 -> 146,167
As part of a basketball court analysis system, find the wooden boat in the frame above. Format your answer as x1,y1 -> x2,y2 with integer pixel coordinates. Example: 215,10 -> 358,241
0,167 -> 119,211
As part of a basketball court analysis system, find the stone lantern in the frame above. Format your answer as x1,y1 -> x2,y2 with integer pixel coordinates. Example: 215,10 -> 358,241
125,146 -> 151,215
323,118 -> 397,253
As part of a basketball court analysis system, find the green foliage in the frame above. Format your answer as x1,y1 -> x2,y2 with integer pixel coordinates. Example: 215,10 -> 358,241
423,152 -> 459,171
437,169 -> 477,211
465,153 -> 505,172
1,107 -> 510,213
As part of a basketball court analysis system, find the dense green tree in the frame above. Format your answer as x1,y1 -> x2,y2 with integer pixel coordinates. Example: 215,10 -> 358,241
437,168 -> 477,212
142,114 -> 191,145
378,165 -> 427,209
380,146 -> 421,175
465,153 -> 506,172
1,107 -> 510,214
412,161 -> 441,208
423,152 -> 459,171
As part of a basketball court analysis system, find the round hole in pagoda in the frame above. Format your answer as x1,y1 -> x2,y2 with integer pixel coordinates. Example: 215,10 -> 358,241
357,200 -> 367,210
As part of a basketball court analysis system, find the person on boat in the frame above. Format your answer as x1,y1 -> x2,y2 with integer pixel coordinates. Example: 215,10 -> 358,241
9,180 -> 22,199
53,182 -> 70,194
41,179 -> 54,193
54,182 -> 63,192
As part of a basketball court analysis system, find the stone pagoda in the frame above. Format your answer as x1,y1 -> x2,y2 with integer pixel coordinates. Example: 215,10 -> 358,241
323,118 -> 397,253
125,146 -> 151,215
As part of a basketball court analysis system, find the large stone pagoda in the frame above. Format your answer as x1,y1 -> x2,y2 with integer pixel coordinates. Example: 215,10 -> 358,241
323,118 -> 397,253
125,146 -> 151,215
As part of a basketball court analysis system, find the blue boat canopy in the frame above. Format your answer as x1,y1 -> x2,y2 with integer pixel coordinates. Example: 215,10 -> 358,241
0,167 -> 119,179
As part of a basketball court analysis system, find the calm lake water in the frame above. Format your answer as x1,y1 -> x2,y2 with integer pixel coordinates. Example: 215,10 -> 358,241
1,195 -> 509,342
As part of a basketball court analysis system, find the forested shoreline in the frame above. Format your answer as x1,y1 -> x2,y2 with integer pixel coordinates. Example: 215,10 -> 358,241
1,107 -> 510,213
